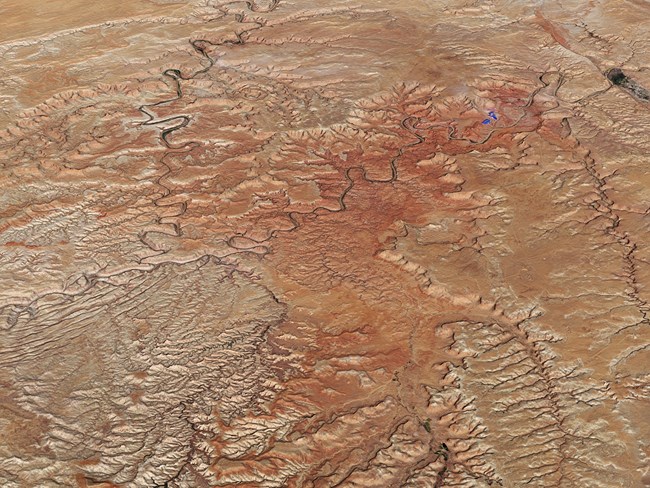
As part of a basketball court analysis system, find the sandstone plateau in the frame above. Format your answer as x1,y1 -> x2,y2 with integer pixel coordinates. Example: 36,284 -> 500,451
0,1 -> 649,487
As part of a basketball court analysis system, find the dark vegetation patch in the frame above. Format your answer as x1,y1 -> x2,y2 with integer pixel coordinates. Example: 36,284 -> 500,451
607,68 -> 628,86
606,68 -> 650,101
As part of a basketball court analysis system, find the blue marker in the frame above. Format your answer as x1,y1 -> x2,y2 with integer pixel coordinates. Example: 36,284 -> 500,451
482,119 -> 491,125
488,111 -> 497,120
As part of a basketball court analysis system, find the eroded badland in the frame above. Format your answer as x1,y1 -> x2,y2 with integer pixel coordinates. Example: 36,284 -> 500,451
0,1 -> 649,486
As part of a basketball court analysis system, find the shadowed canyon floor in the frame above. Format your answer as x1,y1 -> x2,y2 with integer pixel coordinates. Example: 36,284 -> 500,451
1,1 -> 649,487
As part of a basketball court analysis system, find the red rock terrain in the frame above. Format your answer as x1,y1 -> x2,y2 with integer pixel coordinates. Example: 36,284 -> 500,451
0,1 -> 649,487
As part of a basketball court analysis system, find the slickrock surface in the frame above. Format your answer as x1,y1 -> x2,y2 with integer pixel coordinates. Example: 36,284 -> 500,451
1,1 -> 649,486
